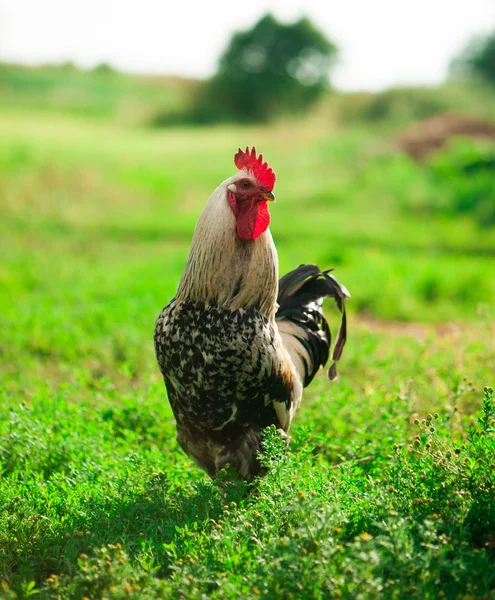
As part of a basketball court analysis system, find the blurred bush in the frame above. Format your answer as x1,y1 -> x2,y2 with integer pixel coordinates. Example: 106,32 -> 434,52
428,139 -> 495,226
91,63 -> 118,76
354,87 -> 447,123
336,84 -> 495,127
388,137 -> 495,227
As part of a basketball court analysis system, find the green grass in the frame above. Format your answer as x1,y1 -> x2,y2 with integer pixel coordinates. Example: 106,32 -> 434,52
0,63 -> 195,124
0,107 -> 494,599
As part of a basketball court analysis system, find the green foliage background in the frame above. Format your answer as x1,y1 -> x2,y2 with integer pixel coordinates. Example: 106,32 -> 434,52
0,63 -> 494,598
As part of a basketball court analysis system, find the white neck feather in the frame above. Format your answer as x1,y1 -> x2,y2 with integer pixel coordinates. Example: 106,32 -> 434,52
176,175 -> 278,318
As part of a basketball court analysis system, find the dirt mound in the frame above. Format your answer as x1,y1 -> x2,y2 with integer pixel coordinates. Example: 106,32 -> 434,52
396,112 -> 495,161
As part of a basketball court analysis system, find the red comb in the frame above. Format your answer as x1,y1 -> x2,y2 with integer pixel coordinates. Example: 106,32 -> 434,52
234,147 -> 275,192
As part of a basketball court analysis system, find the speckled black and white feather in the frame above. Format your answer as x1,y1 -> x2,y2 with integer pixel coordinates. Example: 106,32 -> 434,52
154,299 -> 293,478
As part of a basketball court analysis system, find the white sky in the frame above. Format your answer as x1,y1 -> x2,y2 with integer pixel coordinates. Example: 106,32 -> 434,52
0,0 -> 493,91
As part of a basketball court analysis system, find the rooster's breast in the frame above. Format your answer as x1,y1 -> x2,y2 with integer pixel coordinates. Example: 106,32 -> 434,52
154,299 -> 291,437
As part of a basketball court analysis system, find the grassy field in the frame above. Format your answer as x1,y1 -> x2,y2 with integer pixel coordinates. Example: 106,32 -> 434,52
0,63 -> 196,124
0,95 -> 494,599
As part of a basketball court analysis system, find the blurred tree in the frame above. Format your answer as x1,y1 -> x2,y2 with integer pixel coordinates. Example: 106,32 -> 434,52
196,14 -> 338,123
450,30 -> 495,86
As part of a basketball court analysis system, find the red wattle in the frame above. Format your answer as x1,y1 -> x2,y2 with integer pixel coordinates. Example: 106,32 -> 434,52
237,201 -> 270,241
252,201 -> 270,239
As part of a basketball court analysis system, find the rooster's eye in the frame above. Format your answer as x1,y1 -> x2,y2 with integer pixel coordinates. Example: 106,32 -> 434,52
240,181 -> 250,189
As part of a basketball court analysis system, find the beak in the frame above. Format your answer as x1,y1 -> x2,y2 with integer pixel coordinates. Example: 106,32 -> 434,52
262,191 -> 276,202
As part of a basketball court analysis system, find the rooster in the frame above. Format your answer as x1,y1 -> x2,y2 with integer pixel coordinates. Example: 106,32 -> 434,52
154,147 -> 349,479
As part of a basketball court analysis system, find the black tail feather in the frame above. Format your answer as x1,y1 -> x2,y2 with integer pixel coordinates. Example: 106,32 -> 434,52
276,264 -> 349,385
